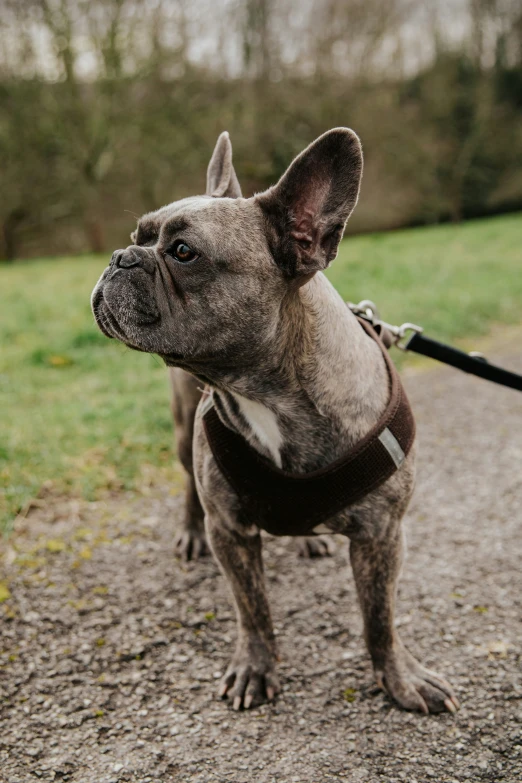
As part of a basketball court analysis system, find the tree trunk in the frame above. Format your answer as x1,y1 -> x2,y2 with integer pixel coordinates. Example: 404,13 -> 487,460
1,208 -> 26,261
85,216 -> 105,254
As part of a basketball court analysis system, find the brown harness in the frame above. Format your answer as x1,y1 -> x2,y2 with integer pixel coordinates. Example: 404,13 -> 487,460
203,317 -> 415,537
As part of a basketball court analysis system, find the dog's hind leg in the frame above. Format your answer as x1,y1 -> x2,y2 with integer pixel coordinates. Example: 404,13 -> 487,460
349,520 -> 459,714
294,535 -> 333,558
170,368 -> 208,561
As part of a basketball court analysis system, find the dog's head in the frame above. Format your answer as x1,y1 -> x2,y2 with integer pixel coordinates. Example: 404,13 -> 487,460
91,128 -> 363,380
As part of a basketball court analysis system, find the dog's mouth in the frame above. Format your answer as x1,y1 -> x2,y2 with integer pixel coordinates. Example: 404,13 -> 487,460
91,286 -> 118,340
91,267 -> 162,345
92,285 -> 141,348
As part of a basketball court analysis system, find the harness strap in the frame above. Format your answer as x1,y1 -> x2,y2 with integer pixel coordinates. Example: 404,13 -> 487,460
203,318 -> 415,537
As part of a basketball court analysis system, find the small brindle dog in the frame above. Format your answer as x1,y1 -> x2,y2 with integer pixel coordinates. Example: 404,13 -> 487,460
92,129 -> 459,714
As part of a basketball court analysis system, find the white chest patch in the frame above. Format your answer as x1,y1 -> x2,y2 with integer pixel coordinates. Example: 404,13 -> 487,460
233,393 -> 283,468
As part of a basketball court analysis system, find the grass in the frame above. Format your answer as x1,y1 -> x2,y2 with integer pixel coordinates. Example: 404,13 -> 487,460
0,256 -> 183,534
1,213 -> 521,532
329,213 -> 522,344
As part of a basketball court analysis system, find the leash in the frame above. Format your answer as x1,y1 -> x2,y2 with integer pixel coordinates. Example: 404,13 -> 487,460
349,300 -> 522,393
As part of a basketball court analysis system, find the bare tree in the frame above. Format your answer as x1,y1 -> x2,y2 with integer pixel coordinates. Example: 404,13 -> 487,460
0,0 -> 521,257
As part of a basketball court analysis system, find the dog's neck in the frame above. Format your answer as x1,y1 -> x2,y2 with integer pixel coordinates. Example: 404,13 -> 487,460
208,274 -> 389,473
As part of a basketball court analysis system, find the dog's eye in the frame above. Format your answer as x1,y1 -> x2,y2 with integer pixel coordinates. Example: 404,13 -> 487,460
169,241 -> 199,264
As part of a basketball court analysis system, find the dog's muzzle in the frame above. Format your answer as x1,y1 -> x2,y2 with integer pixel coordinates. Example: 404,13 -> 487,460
91,246 -> 159,340
110,245 -> 157,274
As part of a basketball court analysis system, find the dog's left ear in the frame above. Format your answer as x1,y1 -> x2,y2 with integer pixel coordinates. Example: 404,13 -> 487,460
206,131 -> 242,198
257,128 -> 363,278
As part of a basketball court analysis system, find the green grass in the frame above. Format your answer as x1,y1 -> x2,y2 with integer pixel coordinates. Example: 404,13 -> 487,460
328,213 -> 522,344
1,213 -> 521,532
0,255 -> 182,533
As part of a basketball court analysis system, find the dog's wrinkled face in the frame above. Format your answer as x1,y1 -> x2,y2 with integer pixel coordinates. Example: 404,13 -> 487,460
91,195 -> 282,370
91,129 -> 363,378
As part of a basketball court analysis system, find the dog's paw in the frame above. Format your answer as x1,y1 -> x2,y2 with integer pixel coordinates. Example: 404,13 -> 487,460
295,535 -> 333,558
173,527 -> 209,561
376,645 -> 460,715
218,649 -> 280,710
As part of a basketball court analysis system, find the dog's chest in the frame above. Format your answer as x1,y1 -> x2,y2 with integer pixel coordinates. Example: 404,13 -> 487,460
232,393 -> 283,467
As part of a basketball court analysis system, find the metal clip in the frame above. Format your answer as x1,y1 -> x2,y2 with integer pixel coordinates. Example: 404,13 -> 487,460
469,351 -> 488,363
347,299 -> 381,323
395,322 -> 424,351
348,300 -> 423,350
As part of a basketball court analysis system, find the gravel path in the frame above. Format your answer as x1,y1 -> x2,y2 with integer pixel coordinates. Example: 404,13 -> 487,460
1,341 -> 522,783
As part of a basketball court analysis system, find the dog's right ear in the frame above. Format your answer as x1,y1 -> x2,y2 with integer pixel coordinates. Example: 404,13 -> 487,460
256,128 -> 363,279
206,132 -> 242,199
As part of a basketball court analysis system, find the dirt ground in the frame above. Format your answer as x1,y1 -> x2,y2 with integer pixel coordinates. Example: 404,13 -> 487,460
1,341 -> 522,783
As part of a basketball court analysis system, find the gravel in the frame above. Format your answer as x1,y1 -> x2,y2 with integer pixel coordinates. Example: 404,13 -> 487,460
1,340 -> 521,782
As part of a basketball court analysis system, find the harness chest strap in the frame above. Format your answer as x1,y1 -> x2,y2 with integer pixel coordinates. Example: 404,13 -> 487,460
202,317 -> 416,537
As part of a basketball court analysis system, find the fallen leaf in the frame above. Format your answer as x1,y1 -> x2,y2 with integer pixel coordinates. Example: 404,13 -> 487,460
45,539 -> 66,553
343,687 -> 357,703
48,355 -> 73,366
486,640 -> 511,659
73,528 -> 92,541
0,582 -> 11,603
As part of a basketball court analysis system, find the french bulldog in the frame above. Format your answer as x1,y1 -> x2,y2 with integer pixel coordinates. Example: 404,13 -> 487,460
91,128 -> 458,714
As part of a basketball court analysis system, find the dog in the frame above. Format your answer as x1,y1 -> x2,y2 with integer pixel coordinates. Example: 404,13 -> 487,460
91,128 -> 459,714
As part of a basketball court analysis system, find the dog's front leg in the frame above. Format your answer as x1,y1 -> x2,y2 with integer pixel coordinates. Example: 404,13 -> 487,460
349,524 -> 459,714
206,514 -> 280,710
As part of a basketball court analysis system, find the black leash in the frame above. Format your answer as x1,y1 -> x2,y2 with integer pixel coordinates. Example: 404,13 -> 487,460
403,331 -> 522,392
349,300 -> 522,393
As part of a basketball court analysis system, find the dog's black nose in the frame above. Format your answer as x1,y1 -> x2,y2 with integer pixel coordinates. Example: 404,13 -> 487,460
112,248 -> 141,268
